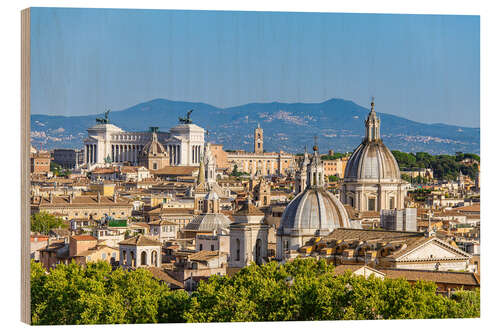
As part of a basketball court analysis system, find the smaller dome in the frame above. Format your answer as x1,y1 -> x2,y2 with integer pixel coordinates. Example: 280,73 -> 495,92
279,187 -> 352,234
185,214 -> 231,232
140,132 -> 168,156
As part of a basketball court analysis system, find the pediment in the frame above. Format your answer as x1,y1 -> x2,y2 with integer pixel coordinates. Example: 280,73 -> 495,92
396,238 -> 470,262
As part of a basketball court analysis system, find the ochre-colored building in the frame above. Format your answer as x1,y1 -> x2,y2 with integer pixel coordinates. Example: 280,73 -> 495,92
31,151 -> 51,174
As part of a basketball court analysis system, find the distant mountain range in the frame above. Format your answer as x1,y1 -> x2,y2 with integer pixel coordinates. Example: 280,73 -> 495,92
30,98 -> 480,155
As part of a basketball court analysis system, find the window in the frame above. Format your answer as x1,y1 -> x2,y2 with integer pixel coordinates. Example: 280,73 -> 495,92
368,198 -> 376,211
199,244 -> 203,251
236,239 -> 240,261
153,163 -> 158,170
141,251 -> 147,265
102,253 -> 106,260
389,197 -> 395,210
211,244 -> 215,251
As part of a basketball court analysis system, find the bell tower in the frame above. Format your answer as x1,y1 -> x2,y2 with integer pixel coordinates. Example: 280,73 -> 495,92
254,123 -> 263,154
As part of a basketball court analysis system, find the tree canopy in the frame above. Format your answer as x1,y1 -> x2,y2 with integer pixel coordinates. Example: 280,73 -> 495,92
30,212 -> 66,234
31,258 -> 480,325
392,150 -> 479,181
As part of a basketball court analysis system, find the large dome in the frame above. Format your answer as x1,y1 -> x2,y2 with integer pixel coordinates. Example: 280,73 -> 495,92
279,187 -> 352,235
344,140 -> 401,181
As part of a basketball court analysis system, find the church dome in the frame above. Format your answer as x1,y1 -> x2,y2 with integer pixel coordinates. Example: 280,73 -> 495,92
344,141 -> 401,180
279,187 -> 351,234
140,130 -> 167,156
184,214 -> 231,232
344,99 -> 401,181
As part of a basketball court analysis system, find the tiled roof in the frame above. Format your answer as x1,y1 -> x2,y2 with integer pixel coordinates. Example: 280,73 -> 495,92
147,208 -> 195,215
451,204 -> 480,213
77,245 -> 117,257
324,228 -> 424,242
119,234 -> 162,246
92,167 -> 120,174
148,220 -> 178,226
233,201 -> 265,216
145,267 -> 184,288
151,166 -> 198,176
379,268 -> 480,286
71,235 -> 97,241
188,250 -> 222,262
121,166 -> 138,173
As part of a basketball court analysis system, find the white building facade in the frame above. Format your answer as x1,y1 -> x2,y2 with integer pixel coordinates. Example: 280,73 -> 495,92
83,121 -> 205,168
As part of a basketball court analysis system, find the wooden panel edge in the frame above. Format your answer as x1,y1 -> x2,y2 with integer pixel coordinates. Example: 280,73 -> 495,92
21,7 -> 31,325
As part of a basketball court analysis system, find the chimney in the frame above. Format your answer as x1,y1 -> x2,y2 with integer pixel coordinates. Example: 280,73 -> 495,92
69,193 -> 73,204
49,192 -> 53,203
97,191 -> 101,203
113,192 -> 118,203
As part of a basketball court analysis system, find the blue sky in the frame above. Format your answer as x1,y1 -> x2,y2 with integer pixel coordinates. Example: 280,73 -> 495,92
30,8 -> 479,127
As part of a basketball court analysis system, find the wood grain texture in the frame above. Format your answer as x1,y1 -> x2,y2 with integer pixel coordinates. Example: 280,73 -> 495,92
21,7 -> 31,325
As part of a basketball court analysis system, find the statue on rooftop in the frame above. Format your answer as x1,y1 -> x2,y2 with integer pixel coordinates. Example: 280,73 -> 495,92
179,109 -> 193,124
96,109 -> 110,124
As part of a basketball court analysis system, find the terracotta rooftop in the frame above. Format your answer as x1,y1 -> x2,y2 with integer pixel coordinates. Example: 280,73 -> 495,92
379,268 -> 480,287
92,167 -> 120,174
324,228 -> 424,243
147,207 -> 195,215
451,204 -> 480,213
71,235 -> 97,242
233,201 -> 265,216
148,220 -> 178,226
119,234 -> 162,246
151,166 -> 198,176
77,244 -> 118,257
188,250 -> 222,262
145,267 -> 184,288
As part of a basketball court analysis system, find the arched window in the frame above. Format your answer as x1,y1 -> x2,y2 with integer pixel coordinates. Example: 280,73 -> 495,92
141,251 -> 147,266
131,251 -> 136,267
122,250 -> 127,265
236,239 -> 241,261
